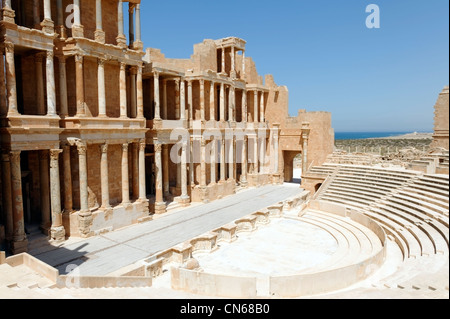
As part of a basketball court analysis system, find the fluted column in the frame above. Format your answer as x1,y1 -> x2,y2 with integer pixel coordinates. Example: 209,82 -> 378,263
137,64 -> 144,119
138,140 -> 147,201
100,144 -> 110,209
36,54 -> 46,115
46,51 -> 57,116
254,136 -> 259,174
75,55 -> 85,117
210,139 -> 216,184
219,82 -> 225,122
5,42 -> 18,116
163,145 -> 169,197
162,79 -> 167,120
154,143 -> 166,214
94,0 -> 105,43
221,47 -> 226,73
133,4 -> 143,50
0,50 -> 6,116
130,67 -> 137,118
200,79 -> 205,121
119,63 -> 127,118
153,71 -> 161,120
76,142 -> 89,214
1,153 -> 13,242
228,136 -> 234,180
116,0 -> 127,47
200,138 -> 207,187
180,78 -> 186,120
98,58 -> 107,117
62,145 -> 73,212
58,57 -> 68,117
241,136 -> 248,186
50,149 -> 65,241
11,151 -> 27,253
209,81 -> 215,121
41,0 -> 54,34
220,137 -> 226,182
121,143 -> 130,205
72,0 -> 84,37
174,79 -> 180,120
39,151 -> 51,231
260,92 -> 265,123
253,91 -> 259,123
187,80 -> 193,121
180,141 -> 189,203
242,89 -> 247,123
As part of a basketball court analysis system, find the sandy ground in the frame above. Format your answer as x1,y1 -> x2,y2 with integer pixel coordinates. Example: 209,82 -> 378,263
369,132 -> 433,140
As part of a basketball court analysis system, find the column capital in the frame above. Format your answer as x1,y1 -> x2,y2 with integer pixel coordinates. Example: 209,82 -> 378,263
155,143 -> 162,153
122,143 -> 129,152
4,42 -> 14,53
120,62 -> 127,71
98,58 -> 107,66
139,140 -> 146,151
10,150 -> 21,161
50,149 -> 63,162
46,50 -> 54,60
75,54 -> 84,63
153,70 -> 160,78
100,143 -> 109,154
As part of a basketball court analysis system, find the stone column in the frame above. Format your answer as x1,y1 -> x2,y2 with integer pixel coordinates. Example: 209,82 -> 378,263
100,144 -> 110,209
230,86 -> 236,122
75,55 -> 85,117
1,153 -> 14,242
162,79 -> 167,120
58,56 -> 68,117
35,54 -> 46,115
200,79 -> 205,121
228,136 -> 234,180
56,0 -> 66,38
242,51 -> 246,78
189,138 -> 195,186
200,138 -> 207,187
133,4 -> 143,50
98,58 -> 107,117
253,91 -> 259,123
153,71 -> 161,120
180,141 -> 190,203
154,143 -> 166,214
46,51 -> 57,116
241,136 -> 248,186
180,78 -> 186,120
163,145 -> 170,197
1,0 -> 15,24
210,139 -> 216,184
0,50 -> 6,116
187,80 -> 193,121
5,42 -> 18,116
116,0 -> 127,47
242,89 -> 247,123
132,143 -> 139,199
39,151 -> 51,232
76,142 -> 89,215
220,82 -> 225,122
301,123 -> 310,175
220,137 -> 226,182
138,140 -> 147,201
50,149 -> 65,241
10,151 -> 28,254
260,92 -> 265,123
254,136 -> 259,174
121,143 -> 130,205
72,0 -> 84,37
174,79 -> 180,120
209,81 -> 215,121
41,0 -> 54,34
273,125 -> 280,174
221,47 -> 226,73
231,47 -> 236,76
119,63 -> 127,118
130,67 -> 137,118
62,145 -> 73,213
128,4 -> 134,45
137,64 -> 144,119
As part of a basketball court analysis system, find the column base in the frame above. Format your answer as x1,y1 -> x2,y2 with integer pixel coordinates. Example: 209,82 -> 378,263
77,211 -> 93,238
72,25 -> 84,38
40,19 -> 54,34
240,179 -> 248,188
11,239 -> 28,255
175,195 -> 191,207
94,29 -> 106,44
155,202 -> 167,215
271,173 -> 282,185
1,8 -> 15,24
133,40 -> 144,51
50,226 -> 66,242
58,25 -> 67,39
116,35 -> 127,49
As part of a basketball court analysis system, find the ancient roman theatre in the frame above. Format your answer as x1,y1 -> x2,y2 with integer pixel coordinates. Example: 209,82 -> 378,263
0,0 -> 448,299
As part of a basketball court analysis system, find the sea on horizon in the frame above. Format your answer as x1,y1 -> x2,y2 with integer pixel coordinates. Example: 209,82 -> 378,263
334,132 -> 431,140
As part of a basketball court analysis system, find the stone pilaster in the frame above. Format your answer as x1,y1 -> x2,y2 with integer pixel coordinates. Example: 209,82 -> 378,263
58,56 -> 68,117
154,71 -> 161,120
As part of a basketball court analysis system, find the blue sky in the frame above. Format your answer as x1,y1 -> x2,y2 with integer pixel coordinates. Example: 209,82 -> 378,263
137,0 -> 449,132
